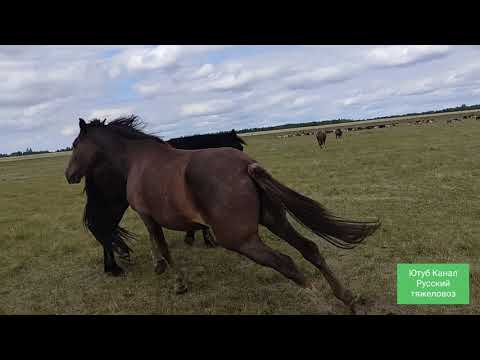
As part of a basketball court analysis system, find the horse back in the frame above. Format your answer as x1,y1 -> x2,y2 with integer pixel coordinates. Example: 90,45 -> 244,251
184,148 -> 260,221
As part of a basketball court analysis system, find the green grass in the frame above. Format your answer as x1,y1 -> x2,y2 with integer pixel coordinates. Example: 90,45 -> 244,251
1,120 -> 479,314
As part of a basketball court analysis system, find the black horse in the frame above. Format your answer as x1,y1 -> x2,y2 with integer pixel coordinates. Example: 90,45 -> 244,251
168,130 -> 245,151
335,128 -> 343,139
82,126 -> 246,276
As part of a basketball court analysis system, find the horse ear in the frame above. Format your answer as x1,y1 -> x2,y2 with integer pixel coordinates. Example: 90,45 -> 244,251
79,118 -> 87,131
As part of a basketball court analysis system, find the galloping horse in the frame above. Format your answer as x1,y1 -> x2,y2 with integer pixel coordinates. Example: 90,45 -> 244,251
82,123 -> 246,276
65,116 -> 380,312
315,129 -> 327,148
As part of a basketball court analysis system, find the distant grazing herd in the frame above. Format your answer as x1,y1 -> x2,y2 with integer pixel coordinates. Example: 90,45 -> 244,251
276,113 -> 480,148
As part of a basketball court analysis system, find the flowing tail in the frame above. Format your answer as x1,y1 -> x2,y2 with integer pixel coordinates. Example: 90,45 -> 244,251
247,163 -> 380,249
110,226 -> 136,255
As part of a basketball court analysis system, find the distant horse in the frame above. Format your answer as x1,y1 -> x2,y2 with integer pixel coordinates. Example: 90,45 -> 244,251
315,129 -> 327,148
82,125 -> 247,276
65,116 -> 380,312
335,128 -> 343,139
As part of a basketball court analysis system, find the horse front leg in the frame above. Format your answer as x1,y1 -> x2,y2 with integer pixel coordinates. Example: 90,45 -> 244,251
103,244 -> 125,276
184,228 -> 217,248
140,214 -> 187,294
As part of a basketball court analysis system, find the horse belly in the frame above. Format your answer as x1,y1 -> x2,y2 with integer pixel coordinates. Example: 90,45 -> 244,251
152,210 -> 206,232
142,188 -> 207,232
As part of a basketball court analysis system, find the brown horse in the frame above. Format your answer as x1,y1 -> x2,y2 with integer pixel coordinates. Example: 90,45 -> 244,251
315,129 -> 327,148
65,116 -> 380,312
335,128 -> 343,139
82,129 -> 246,276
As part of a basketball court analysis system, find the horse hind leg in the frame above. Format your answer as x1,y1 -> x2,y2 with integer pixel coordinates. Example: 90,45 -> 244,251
230,233 -> 308,288
260,197 -> 359,313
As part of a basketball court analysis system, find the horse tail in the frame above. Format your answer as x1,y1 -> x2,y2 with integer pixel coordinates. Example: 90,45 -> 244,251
247,163 -> 380,249
111,226 -> 136,255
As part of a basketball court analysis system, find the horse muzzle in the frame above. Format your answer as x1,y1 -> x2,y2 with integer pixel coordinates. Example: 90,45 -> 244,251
65,171 -> 82,184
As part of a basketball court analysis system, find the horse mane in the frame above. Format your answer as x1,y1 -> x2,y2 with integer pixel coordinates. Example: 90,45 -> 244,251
85,115 -> 166,144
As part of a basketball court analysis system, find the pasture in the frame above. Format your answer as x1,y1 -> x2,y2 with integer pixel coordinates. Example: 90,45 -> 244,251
241,109 -> 480,136
0,119 -> 479,314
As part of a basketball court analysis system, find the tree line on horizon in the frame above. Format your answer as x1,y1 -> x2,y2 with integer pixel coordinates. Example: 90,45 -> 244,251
0,146 -> 72,159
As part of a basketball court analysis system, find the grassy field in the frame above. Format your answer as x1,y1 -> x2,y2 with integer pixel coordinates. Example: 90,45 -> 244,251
0,119 -> 479,315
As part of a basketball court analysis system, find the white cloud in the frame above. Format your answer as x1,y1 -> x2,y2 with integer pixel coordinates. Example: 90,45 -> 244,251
340,88 -> 396,107
89,106 -> 135,120
180,99 -> 236,117
396,79 -> 439,96
125,46 -> 182,72
110,45 -> 231,77
194,64 -> 285,92
284,66 -> 353,90
194,63 -> 215,78
61,125 -> 78,136
133,82 -> 165,96
365,45 -> 450,67
246,91 -> 297,112
285,94 -> 326,109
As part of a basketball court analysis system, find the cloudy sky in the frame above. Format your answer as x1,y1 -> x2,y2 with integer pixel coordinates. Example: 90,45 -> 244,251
0,45 -> 479,153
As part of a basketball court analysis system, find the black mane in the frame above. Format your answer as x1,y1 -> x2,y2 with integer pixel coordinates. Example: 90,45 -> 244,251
85,115 -> 165,144
85,116 -> 246,150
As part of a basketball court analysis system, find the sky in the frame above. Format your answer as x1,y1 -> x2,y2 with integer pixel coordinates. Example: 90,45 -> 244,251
0,45 -> 479,153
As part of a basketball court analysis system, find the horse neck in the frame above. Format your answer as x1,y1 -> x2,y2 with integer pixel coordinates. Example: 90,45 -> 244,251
95,133 -> 173,178
124,139 -> 174,164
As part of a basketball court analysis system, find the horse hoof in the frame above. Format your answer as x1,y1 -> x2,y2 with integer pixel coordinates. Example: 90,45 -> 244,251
154,259 -> 168,275
184,236 -> 195,246
174,283 -> 188,295
349,295 -> 368,315
304,281 -> 317,291
106,266 -> 125,277
204,240 -> 217,248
